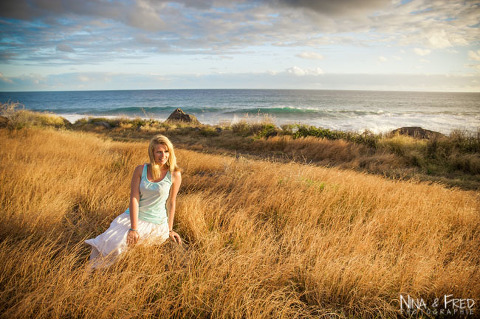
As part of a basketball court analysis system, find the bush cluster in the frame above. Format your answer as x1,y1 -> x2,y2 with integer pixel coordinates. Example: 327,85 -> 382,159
281,124 -> 379,147
1,103 -> 69,129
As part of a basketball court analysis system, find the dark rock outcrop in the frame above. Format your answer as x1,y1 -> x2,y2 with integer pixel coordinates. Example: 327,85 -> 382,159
390,127 -> 444,139
166,108 -> 200,124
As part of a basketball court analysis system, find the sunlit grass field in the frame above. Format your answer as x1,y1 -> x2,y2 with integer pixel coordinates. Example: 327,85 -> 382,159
1,126 -> 478,318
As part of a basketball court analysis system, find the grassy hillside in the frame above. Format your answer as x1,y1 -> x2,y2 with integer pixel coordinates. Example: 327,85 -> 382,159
0,127 -> 478,318
3,102 -> 478,190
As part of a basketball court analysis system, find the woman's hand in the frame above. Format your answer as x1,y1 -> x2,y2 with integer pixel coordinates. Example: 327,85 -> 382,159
127,229 -> 140,247
169,230 -> 182,246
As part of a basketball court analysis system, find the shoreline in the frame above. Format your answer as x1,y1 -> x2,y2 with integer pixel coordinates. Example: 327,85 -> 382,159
53,111 -> 477,136
2,89 -> 479,135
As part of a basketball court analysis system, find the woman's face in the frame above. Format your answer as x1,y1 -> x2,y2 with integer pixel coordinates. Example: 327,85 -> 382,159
153,143 -> 169,167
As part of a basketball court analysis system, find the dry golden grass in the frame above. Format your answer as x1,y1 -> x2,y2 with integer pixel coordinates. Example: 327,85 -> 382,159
1,127 -> 479,318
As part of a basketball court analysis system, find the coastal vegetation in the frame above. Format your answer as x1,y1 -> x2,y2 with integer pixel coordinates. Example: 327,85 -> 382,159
0,103 -> 479,318
2,102 -> 479,190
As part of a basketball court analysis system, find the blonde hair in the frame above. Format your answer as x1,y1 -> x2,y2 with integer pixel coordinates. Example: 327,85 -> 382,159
148,135 -> 178,180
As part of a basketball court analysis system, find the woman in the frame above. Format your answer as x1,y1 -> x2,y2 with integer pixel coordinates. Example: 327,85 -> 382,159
85,134 -> 182,269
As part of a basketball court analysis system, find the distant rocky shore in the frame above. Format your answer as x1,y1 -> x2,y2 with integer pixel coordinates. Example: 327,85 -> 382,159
2,107 -> 446,140
389,126 -> 444,139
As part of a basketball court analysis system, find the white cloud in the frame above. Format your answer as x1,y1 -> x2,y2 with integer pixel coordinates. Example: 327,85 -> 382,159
1,71 -> 479,92
413,48 -> 431,56
378,56 -> 387,62
465,64 -> 480,73
286,66 -> 324,76
371,1 -> 478,49
467,50 -> 480,73
296,51 -> 324,60
286,66 -> 306,76
426,30 -> 453,49
0,72 -> 14,84
469,50 -> 480,61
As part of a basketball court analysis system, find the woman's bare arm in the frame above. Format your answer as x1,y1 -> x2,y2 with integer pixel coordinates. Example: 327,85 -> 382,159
167,170 -> 182,244
127,165 -> 143,246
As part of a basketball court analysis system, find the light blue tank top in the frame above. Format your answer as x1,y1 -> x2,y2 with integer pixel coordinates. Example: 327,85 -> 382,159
125,164 -> 172,224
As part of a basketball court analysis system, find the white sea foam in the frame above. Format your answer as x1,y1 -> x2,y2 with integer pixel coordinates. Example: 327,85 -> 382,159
59,110 -> 479,135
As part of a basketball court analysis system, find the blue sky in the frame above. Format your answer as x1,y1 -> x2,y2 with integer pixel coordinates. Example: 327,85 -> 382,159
0,0 -> 479,91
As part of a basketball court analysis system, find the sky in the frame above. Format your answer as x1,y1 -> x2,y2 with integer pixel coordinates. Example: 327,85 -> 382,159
0,0 -> 479,92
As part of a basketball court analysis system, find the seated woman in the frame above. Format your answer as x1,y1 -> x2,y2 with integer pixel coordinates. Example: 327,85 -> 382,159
85,135 -> 182,269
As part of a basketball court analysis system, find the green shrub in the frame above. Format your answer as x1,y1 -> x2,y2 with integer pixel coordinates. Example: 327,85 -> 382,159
281,124 -> 378,148
255,123 -> 278,138
232,120 -> 251,136
199,126 -> 220,137
1,102 -> 70,129
232,120 -> 279,138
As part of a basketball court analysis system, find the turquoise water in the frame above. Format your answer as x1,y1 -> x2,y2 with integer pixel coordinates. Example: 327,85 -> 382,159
1,89 -> 479,134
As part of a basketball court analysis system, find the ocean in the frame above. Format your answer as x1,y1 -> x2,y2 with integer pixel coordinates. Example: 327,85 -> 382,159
1,89 -> 479,134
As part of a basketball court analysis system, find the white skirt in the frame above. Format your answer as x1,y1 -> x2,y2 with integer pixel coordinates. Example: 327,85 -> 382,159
85,212 -> 169,269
